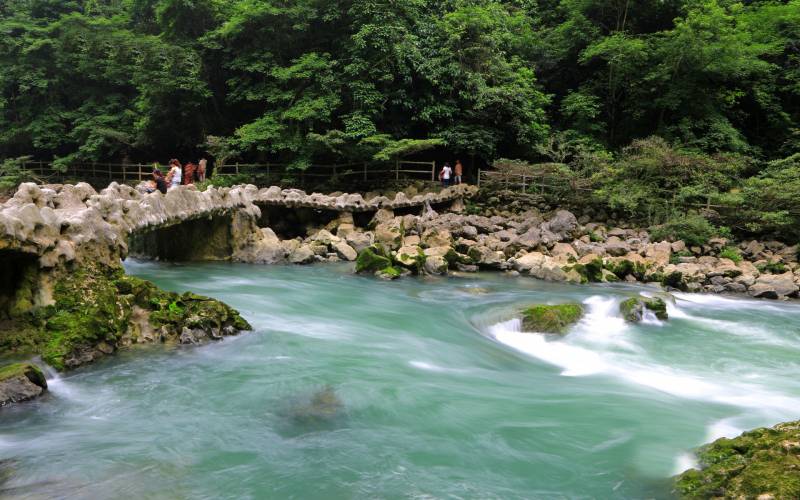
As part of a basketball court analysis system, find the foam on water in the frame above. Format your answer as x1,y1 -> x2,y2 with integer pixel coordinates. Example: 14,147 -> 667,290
489,295 -> 800,415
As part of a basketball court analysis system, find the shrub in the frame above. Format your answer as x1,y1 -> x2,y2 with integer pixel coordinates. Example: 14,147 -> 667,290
739,153 -> 800,241
194,174 -> 251,191
650,213 -> 726,247
591,137 -> 747,225
669,250 -> 693,265
757,262 -> 787,274
718,246 -> 742,263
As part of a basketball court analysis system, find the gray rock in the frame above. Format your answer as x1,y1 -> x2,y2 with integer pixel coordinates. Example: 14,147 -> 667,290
289,245 -> 316,264
0,364 -> 47,407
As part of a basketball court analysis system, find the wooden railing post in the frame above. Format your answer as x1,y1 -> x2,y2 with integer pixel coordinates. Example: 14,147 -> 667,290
395,160 -> 400,181
363,162 -> 367,181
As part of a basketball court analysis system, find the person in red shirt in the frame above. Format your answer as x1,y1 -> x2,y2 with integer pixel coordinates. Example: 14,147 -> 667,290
454,160 -> 464,185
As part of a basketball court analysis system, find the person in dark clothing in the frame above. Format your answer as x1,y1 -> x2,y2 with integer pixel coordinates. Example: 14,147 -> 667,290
152,169 -> 168,194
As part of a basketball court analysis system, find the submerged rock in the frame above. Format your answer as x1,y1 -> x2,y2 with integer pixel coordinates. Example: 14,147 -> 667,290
619,296 -> 668,322
675,420 -> 800,499
521,304 -> 584,334
290,385 -> 344,424
0,363 -> 47,407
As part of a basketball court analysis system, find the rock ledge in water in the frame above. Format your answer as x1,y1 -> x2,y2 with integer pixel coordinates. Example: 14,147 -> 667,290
521,304 -> 584,334
0,363 -> 47,407
619,296 -> 668,322
675,420 -> 800,499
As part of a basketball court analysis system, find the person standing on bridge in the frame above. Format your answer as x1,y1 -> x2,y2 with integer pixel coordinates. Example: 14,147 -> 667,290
440,162 -> 452,187
197,158 -> 207,182
183,162 -> 196,185
166,159 -> 182,190
454,160 -> 463,185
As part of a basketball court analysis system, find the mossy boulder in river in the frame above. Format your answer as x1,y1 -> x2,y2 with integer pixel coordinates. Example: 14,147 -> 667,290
0,363 -> 47,407
521,304 -> 584,334
675,420 -> 800,499
355,245 -> 392,273
620,296 -> 668,322
355,244 -> 409,279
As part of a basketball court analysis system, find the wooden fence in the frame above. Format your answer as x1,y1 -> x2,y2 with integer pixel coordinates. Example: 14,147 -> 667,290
217,160 -> 437,184
476,169 -> 592,195
14,160 -> 437,187
18,161 -> 156,184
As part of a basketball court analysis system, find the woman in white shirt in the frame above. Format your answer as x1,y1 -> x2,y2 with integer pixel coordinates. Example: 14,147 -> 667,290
440,163 -> 452,187
167,159 -> 182,189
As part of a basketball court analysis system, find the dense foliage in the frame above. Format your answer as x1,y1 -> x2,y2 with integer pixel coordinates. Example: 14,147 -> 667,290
1,0 -> 799,240
2,0 -> 798,164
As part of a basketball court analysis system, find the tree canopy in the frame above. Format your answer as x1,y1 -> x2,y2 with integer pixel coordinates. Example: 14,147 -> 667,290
0,0 -> 798,167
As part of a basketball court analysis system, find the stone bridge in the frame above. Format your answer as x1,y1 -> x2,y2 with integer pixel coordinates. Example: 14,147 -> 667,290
0,182 -> 475,265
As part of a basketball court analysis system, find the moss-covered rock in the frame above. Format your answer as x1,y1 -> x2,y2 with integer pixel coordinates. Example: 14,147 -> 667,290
644,297 -> 668,320
355,245 -> 392,274
0,362 -> 47,406
0,262 -> 250,371
375,266 -> 404,280
605,259 -> 649,281
620,296 -> 668,322
521,304 -> 584,334
675,420 -> 800,499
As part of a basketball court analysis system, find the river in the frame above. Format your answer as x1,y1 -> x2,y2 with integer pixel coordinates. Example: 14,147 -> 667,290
1,261 -> 799,499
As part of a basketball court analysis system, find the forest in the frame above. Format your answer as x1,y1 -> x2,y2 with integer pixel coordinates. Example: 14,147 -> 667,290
1,0 -> 799,239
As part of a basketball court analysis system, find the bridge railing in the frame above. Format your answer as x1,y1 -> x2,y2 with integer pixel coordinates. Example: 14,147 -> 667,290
476,169 -> 593,195
217,160 -> 436,183
15,160 -> 438,188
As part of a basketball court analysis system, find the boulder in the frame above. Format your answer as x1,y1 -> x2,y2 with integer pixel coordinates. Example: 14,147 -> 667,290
551,242 -> 578,263
345,231 -> 373,253
370,208 -> 395,227
468,246 -> 506,269
748,272 -> 799,299
543,210 -> 578,240
355,245 -> 392,274
521,304 -> 584,334
675,420 -> 800,500
604,236 -> 630,257
422,228 -> 452,248
333,241 -> 358,262
515,227 -> 542,249
395,245 -> 424,268
0,363 -> 47,407
423,255 -> 449,275
289,245 -> 315,264
619,296 -> 668,322
374,222 -> 403,250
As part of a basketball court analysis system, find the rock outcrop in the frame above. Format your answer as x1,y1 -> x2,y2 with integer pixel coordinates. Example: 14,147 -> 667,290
675,420 -> 800,499
0,363 -> 47,406
521,304 -> 584,334
619,296 -> 668,322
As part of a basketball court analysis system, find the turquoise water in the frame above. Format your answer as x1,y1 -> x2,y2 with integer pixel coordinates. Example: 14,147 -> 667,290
2,261 -> 800,499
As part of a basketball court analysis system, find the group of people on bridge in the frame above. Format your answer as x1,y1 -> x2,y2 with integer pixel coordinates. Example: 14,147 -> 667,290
144,159 -> 207,194
439,160 -> 464,187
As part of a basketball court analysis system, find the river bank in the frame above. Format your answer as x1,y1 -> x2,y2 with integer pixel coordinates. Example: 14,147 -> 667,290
223,193 -> 799,301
